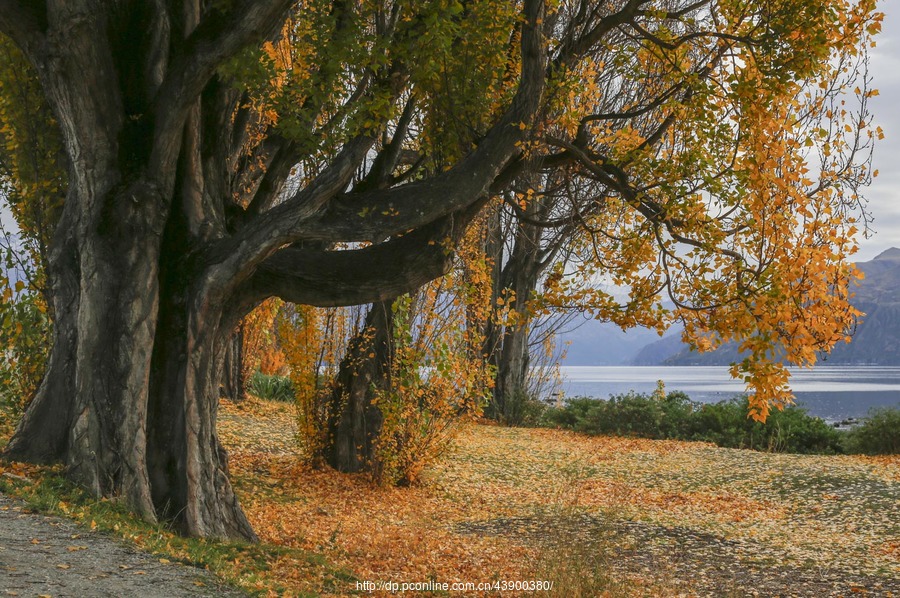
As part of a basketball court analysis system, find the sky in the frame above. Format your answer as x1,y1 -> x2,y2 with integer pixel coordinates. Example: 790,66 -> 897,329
856,5 -> 900,261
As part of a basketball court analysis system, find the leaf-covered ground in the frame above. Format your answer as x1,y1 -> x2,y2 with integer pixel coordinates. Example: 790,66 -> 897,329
218,399 -> 900,596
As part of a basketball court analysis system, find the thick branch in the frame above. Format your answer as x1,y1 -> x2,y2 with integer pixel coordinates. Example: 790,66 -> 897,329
148,0 -> 294,183
247,206 -> 481,307
210,0 -> 547,301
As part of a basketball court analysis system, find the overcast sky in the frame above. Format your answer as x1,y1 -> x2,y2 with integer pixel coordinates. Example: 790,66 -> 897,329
857,6 -> 900,261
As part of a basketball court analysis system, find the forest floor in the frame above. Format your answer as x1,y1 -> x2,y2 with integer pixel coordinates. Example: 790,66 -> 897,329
1,397 -> 899,597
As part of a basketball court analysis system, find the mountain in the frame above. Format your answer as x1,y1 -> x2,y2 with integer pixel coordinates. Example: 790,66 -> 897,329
630,333 -> 687,365
638,248 -> 900,366
557,316 -> 672,365
823,247 -> 900,364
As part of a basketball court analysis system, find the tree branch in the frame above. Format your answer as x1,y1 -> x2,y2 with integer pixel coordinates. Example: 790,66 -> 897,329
148,0 -> 294,184
246,205 -> 482,307
208,0 -> 548,300
0,1 -> 45,57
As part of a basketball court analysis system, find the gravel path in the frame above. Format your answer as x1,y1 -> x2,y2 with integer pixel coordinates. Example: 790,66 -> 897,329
0,494 -> 246,598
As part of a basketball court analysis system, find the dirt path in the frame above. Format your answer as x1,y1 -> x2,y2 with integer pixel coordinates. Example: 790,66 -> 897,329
0,494 -> 246,598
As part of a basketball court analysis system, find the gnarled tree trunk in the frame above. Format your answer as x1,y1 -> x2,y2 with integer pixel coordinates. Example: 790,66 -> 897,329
0,0 -> 546,540
220,326 -> 246,403
324,300 -> 394,473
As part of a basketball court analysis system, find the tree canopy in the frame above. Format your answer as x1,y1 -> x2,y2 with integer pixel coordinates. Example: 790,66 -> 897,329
0,0 -> 883,538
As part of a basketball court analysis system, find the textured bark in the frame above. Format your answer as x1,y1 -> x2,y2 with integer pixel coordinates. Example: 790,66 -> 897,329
324,301 -> 394,473
3,207 -> 79,464
484,201 -> 546,421
221,328 -> 245,403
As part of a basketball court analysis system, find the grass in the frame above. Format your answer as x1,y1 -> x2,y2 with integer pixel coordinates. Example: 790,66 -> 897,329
2,396 -> 899,595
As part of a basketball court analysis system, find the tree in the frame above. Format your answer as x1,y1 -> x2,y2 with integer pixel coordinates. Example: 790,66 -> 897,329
0,0 -> 881,540
480,183 -> 577,420
320,232 -> 493,476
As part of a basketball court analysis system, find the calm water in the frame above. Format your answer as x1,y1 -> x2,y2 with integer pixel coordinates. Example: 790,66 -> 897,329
558,366 -> 900,421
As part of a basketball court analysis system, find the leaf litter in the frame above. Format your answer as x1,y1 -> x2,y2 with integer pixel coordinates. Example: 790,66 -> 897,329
216,400 -> 899,596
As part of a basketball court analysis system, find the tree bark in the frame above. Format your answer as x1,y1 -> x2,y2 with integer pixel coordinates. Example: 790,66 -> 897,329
324,300 -> 394,473
220,327 -> 245,403
484,199 -> 544,422
3,206 -> 79,464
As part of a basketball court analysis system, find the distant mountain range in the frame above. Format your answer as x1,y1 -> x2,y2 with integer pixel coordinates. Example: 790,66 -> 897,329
560,248 -> 900,366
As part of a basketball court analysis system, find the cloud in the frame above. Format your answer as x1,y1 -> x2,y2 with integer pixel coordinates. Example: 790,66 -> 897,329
857,8 -> 900,261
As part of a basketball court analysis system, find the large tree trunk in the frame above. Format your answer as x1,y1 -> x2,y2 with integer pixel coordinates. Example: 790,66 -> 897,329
3,206 -> 79,464
324,300 -> 394,473
5,168 -> 167,526
0,0 -> 545,540
6,180 -> 254,537
146,281 -> 257,540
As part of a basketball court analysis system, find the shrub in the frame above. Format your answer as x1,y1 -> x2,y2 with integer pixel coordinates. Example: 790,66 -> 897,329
246,371 -> 295,403
0,278 -> 51,416
372,294 -> 487,486
843,407 -> 900,455
490,387 -> 549,427
545,393 -> 845,455
687,397 -> 844,454
547,391 -> 695,441
541,397 -> 596,429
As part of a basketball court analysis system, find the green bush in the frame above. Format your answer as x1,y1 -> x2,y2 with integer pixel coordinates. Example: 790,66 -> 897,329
488,387 -> 548,426
572,391 -> 694,440
687,397 -> 844,454
541,397 -> 597,429
544,391 -> 695,441
545,393 -> 845,455
247,371 -> 295,403
843,407 -> 900,455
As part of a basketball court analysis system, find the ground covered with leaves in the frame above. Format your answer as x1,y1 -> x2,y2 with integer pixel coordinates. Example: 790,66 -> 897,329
217,399 -> 899,596
2,397 -> 898,596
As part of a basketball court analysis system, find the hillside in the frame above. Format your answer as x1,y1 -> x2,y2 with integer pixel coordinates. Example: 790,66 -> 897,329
556,315 -> 674,365
635,248 -> 900,365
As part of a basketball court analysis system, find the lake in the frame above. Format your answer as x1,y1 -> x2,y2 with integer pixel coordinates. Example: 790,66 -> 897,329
558,366 -> 900,421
